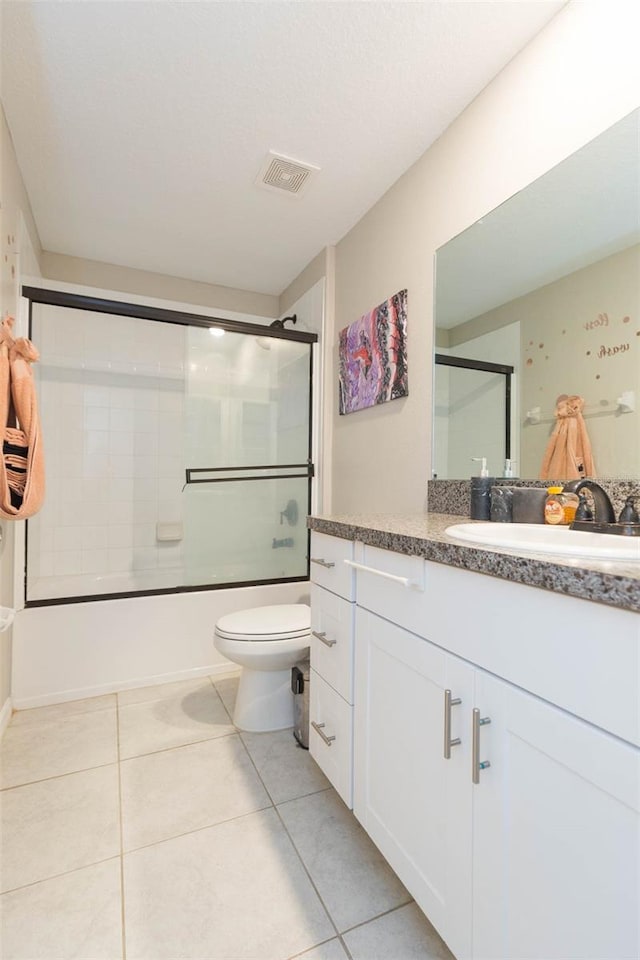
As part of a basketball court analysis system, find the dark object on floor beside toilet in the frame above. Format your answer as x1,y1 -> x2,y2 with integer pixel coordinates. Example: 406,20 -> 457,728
291,660 -> 310,749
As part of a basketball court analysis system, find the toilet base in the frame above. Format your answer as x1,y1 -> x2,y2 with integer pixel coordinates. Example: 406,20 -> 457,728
233,666 -> 294,732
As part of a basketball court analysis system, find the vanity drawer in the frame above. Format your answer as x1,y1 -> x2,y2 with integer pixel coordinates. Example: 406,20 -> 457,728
356,543 -> 429,633
357,547 -> 640,747
309,669 -> 353,808
309,531 -> 355,600
310,583 -> 355,704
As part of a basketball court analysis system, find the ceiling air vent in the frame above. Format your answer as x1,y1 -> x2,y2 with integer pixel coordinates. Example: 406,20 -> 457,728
256,152 -> 319,198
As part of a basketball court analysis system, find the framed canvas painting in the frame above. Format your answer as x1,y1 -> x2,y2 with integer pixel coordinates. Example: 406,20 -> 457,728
338,288 -> 408,415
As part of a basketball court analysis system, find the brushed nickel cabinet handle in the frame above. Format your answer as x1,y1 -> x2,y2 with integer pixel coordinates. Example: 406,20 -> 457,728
443,689 -> 462,759
472,707 -> 491,783
310,557 -> 335,569
311,721 -> 336,746
312,630 -> 337,648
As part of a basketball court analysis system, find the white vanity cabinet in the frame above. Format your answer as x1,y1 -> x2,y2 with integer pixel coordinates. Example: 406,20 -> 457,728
354,608 -> 475,960
472,669 -> 639,960
308,532 -> 356,806
312,531 -> 640,960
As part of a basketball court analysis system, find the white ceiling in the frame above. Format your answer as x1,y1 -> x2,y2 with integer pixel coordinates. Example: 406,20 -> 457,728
1,0 -> 565,297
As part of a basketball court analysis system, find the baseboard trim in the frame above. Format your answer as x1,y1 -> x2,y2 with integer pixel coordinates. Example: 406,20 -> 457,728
11,662 -> 239,711
0,696 -> 14,738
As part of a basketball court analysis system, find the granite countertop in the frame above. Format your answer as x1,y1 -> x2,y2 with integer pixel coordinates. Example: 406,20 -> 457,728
307,512 -> 640,614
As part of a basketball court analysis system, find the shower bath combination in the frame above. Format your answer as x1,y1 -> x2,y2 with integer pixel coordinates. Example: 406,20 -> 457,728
23,288 -> 316,605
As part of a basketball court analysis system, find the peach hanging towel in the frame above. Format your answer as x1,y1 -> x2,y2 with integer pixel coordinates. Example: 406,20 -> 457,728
539,394 -> 596,481
0,315 -> 45,519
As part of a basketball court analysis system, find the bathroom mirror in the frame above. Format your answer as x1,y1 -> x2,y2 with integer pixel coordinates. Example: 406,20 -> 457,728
433,108 -> 640,480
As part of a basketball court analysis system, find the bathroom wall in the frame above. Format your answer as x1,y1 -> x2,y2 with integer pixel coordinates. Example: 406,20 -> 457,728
0,105 -> 43,727
327,1 -> 640,513
279,277 -> 328,515
41,252 -> 280,319
0,107 -> 42,292
279,249 -> 329,317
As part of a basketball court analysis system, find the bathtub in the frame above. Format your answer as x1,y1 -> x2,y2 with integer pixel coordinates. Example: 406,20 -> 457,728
27,564 -> 256,603
13,579 -> 309,709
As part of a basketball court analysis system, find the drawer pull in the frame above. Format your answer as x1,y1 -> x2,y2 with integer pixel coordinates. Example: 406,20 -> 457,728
343,559 -> 423,591
443,689 -> 462,759
472,708 -> 491,784
311,721 -> 336,746
311,557 -> 336,569
312,630 -> 337,648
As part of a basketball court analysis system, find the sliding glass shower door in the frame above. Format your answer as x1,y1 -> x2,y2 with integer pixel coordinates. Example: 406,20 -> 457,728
25,290 -> 314,604
182,326 -> 312,587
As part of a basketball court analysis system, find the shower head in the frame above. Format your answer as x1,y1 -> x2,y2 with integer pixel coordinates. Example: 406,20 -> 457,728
257,313 -> 297,350
269,314 -> 297,330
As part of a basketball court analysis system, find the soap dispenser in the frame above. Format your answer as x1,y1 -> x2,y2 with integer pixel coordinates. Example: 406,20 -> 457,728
503,459 -> 517,479
470,457 -> 495,520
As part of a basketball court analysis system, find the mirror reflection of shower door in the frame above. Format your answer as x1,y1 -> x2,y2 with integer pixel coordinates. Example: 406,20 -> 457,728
433,355 -> 512,479
182,327 -> 312,587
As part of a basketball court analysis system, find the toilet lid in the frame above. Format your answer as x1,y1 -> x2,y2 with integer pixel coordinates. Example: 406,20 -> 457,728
215,604 -> 310,641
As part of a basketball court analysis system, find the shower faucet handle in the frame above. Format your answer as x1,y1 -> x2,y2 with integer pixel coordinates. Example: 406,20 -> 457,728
280,499 -> 299,526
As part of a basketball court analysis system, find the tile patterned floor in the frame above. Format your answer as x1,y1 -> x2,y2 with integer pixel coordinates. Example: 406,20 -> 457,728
0,672 -> 454,960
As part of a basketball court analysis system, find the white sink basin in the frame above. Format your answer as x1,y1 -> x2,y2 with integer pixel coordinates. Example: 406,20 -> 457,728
445,523 -> 640,562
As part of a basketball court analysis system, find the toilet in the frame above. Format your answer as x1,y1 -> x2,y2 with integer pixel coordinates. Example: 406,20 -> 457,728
214,604 -> 310,732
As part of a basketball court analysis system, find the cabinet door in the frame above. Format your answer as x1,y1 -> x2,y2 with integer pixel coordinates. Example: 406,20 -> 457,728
472,670 -> 640,960
354,608 -> 475,960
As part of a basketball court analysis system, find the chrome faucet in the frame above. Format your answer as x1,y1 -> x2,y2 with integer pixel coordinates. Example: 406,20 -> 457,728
563,480 -> 616,523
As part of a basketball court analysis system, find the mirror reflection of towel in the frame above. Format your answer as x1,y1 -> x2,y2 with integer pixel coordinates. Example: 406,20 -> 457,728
0,316 -> 45,519
539,394 -> 596,481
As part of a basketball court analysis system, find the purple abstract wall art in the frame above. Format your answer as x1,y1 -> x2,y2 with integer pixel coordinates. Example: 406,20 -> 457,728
338,289 -> 408,415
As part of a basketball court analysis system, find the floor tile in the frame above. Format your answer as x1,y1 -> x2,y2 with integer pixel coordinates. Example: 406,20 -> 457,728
121,734 -> 271,850
124,808 -> 334,959
0,859 -> 123,959
118,681 -> 234,759
0,709 -> 118,788
212,671 -> 239,718
10,694 -> 116,727
0,765 -> 120,892
241,727 -> 331,803
293,938 -> 350,959
343,903 -> 455,960
117,676 -> 213,707
278,789 -> 410,933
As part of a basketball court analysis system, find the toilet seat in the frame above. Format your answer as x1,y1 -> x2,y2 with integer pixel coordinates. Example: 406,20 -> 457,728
215,604 -> 310,643
213,603 -> 311,732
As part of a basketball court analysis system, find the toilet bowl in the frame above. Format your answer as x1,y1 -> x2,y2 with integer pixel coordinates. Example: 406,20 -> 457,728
214,604 -> 310,732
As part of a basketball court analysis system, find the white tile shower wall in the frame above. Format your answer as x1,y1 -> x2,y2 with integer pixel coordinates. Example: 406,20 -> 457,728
30,306 -> 187,599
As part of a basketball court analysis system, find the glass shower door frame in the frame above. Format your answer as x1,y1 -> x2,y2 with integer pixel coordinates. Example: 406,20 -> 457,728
22,286 -> 318,606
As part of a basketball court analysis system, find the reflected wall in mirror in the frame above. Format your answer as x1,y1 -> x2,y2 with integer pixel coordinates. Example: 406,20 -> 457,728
433,108 -> 640,480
